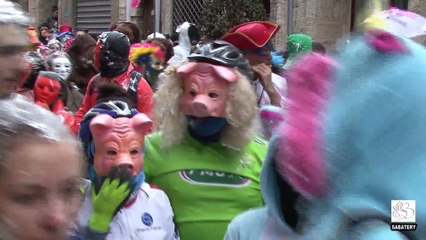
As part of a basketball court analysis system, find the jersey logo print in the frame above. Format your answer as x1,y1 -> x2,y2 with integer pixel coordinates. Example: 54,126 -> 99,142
141,212 -> 153,226
179,170 -> 251,187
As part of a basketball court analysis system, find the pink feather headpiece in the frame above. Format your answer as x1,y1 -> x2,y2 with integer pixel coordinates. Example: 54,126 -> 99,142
276,53 -> 336,199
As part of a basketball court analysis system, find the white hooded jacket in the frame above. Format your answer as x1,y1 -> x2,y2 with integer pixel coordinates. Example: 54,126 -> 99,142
167,22 -> 193,66
76,181 -> 179,240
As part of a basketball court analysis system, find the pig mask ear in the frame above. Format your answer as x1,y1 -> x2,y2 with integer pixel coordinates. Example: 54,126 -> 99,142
90,114 -> 114,136
177,62 -> 238,83
176,62 -> 197,77
131,113 -> 153,135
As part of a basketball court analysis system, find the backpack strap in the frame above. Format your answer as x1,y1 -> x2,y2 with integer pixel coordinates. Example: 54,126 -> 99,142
127,70 -> 143,105
89,74 -> 102,95
90,71 -> 142,106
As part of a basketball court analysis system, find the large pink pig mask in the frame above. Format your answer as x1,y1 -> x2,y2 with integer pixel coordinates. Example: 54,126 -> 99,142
177,62 -> 238,118
90,114 -> 152,177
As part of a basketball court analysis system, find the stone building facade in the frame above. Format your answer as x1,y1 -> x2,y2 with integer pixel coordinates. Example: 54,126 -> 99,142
270,0 -> 352,51
13,0 -> 426,50
409,0 -> 426,14
271,0 -> 426,51
408,0 -> 426,45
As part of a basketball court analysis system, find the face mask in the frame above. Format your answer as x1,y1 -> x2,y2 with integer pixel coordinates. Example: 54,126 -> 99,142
187,116 -> 228,137
90,114 -> 152,177
52,57 -> 71,80
178,63 -> 236,118
34,76 -> 61,105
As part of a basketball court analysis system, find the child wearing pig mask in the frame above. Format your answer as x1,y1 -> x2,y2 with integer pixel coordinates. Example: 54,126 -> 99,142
77,100 -> 178,240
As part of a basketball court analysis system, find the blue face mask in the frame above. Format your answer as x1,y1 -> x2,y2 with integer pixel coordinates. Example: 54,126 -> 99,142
187,116 -> 228,137
255,42 -> 274,57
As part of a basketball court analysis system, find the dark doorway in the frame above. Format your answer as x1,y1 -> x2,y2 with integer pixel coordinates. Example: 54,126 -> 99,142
141,0 -> 156,39
350,0 -> 367,31
263,0 -> 271,19
351,0 -> 356,30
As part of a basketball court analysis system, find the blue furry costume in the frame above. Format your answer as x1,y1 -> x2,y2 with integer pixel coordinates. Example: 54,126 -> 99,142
225,30 -> 426,239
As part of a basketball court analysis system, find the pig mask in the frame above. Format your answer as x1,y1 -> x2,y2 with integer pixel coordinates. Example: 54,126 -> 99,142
177,62 -> 238,137
90,113 -> 152,177
177,62 -> 238,118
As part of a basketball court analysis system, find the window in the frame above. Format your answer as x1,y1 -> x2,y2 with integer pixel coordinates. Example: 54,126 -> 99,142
390,0 -> 409,9
351,0 -> 410,30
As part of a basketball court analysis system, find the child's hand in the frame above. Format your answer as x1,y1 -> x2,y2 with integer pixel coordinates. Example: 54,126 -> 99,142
88,167 -> 133,233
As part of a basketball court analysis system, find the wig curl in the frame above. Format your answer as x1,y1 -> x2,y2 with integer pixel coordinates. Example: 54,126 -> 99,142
154,63 -> 258,150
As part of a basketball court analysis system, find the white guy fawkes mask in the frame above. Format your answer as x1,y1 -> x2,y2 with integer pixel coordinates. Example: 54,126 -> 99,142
52,56 -> 71,81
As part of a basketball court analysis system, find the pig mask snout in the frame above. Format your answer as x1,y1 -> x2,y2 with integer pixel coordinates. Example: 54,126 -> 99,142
89,113 -> 153,176
192,97 -> 210,117
117,162 -> 135,173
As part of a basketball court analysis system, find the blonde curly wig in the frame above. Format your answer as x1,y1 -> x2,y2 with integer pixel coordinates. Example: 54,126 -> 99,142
153,63 -> 258,150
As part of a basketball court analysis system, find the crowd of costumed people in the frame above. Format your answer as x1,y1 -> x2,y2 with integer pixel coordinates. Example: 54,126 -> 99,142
0,0 -> 424,239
